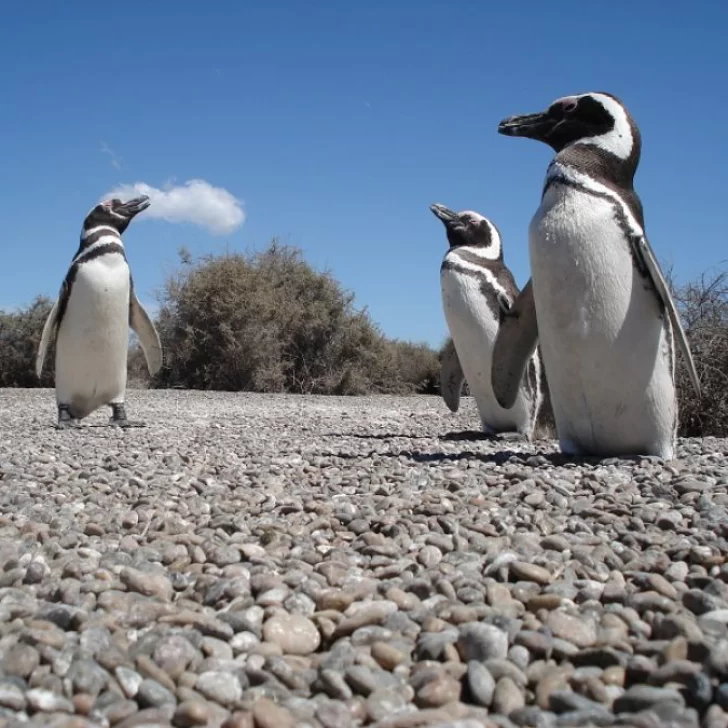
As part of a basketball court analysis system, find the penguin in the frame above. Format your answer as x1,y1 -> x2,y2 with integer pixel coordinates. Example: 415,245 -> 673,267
430,203 -> 544,439
492,91 -> 700,459
36,196 -> 163,429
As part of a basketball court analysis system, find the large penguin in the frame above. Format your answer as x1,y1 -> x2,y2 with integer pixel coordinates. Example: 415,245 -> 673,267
36,196 -> 162,429
492,91 -> 700,459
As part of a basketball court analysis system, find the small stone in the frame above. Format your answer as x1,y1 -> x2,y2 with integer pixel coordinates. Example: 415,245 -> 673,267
467,661 -> 495,707
602,666 -> 625,687
333,601 -> 398,638
5,644 -> 40,678
457,622 -> 509,661
320,668 -> 354,700
493,676 -> 524,715
316,589 -> 355,612
262,613 -> 321,654
716,684 -> 728,710
100,698 -> 138,724
195,671 -> 242,705
510,561 -> 552,585
541,535 -> 570,552
416,675 -> 461,707
222,712 -> 255,728
26,688 -> 74,713
173,700 -> 211,726
252,696 -> 296,728
120,567 -> 173,601
153,634 -> 200,678
647,573 -> 678,599
209,545 -> 241,567
0,682 -> 26,711
115,666 -> 143,698
514,629 -> 552,658
418,545 -> 443,568
315,700 -> 354,728
685,671 -> 713,711
73,693 -> 94,715
115,708 -> 178,728
547,611 -> 597,648
366,687 -> 408,722
535,669 -> 570,709
345,665 -> 378,696
371,641 -> 405,670
136,678 -> 177,708
613,685 -> 685,713
68,658 -> 109,696
527,594 -> 563,611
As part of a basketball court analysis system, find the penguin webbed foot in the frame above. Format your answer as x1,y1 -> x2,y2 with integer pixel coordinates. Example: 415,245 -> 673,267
497,431 -> 529,442
56,405 -> 81,430
56,419 -> 81,430
109,403 -> 146,428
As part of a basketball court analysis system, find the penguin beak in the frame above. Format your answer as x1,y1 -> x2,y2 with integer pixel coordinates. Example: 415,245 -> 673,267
498,111 -> 557,141
430,204 -> 458,225
118,195 -> 151,218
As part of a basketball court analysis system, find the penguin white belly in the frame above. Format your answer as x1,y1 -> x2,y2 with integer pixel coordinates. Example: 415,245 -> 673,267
441,267 -> 534,435
55,255 -> 131,419
529,185 -> 676,458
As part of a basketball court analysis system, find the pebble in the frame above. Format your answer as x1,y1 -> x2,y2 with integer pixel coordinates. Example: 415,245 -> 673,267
457,622 -> 509,661
493,676 -> 525,715
262,613 -> 321,654
195,671 -> 242,705
173,700 -> 212,726
467,661 -> 496,707
253,696 -> 296,728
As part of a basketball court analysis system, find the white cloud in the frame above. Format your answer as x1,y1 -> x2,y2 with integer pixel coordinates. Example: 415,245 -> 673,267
103,179 -> 245,235
100,141 -> 122,170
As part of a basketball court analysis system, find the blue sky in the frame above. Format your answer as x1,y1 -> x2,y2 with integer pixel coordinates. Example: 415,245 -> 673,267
1,1 -> 726,349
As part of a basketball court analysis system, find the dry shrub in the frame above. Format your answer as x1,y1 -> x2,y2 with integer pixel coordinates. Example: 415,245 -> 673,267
0,296 -> 55,387
670,265 -> 728,437
153,240 -> 440,395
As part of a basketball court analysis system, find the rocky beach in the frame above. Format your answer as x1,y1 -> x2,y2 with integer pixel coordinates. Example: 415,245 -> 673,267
0,388 -> 727,728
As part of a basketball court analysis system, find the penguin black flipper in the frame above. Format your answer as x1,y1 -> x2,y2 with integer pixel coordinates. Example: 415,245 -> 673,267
630,233 -> 701,398
35,287 -> 64,379
129,285 -> 163,377
491,277 -> 540,410
440,338 -> 465,413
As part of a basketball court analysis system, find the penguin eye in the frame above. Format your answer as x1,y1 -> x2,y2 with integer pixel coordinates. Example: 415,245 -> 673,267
562,99 -> 578,115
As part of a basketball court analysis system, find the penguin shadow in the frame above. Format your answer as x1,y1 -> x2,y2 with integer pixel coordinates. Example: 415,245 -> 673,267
322,430 -> 521,443
47,421 -> 148,431
440,430 -> 521,442
321,431 -> 437,441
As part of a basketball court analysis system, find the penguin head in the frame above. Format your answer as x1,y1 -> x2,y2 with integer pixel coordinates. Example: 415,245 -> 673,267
498,92 -> 639,165
430,204 -> 502,260
83,195 -> 151,235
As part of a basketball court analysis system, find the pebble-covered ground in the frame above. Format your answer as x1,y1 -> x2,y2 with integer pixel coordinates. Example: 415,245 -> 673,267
0,388 -> 727,728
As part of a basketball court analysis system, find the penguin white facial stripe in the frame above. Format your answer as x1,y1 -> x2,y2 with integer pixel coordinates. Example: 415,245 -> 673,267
576,93 -> 634,161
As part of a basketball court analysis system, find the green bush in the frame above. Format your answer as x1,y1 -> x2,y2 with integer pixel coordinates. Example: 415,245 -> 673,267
153,240 -> 440,395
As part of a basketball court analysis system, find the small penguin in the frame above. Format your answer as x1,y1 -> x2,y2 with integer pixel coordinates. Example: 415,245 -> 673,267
36,196 -> 162,429
493,91 -> 700,459
431,203 -> 544,439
